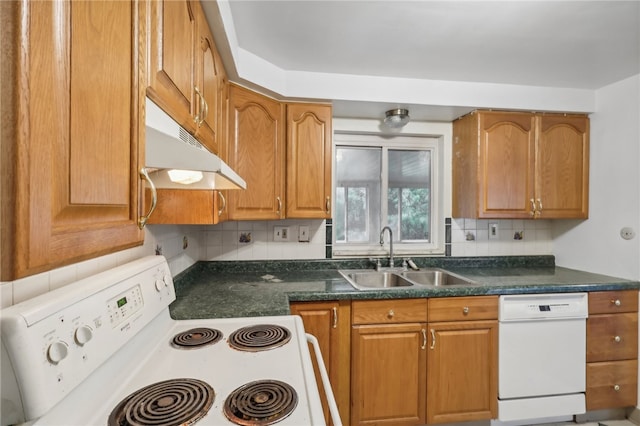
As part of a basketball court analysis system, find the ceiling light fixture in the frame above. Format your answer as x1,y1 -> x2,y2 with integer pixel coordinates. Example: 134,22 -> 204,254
384,108 -> 410,129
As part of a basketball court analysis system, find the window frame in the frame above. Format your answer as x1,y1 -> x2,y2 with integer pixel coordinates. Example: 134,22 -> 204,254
332,132 -> 444,257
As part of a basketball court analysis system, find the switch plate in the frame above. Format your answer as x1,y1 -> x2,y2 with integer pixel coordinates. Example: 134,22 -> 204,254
489,222 -> 499,240
274,226 -> 290,241
298,225 -> 310,242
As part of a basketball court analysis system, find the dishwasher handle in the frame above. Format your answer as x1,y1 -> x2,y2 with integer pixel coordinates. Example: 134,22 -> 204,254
306,333 -> 343,426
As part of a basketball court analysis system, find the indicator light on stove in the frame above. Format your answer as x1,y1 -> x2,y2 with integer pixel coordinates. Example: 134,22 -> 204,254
74,325 -> 94,346
47,341 -> 69,364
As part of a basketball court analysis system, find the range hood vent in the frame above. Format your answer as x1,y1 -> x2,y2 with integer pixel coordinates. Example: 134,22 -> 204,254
144,98 -> 246,191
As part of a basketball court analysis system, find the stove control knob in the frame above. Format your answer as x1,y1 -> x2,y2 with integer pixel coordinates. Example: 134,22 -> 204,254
74,325 -> 93,346
155,279 -> 164,292
163,274 -> 172,286
47,341 -> 69,364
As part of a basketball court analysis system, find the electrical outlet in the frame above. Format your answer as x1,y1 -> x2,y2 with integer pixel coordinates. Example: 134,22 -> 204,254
298,225 -> 310,242
489,222 -> 499,240
274,226 -> 290,241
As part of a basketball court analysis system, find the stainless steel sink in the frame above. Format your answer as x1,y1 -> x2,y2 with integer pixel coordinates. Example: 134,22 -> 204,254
401,268 -> 478,286
339,267 -> 478,290
339,270 -> 414,290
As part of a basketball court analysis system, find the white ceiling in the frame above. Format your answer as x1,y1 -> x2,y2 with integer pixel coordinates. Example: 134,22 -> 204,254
209,1 -> 640,121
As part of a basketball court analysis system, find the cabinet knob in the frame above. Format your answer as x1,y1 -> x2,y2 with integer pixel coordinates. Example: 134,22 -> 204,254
613,384 -> 621,392
613,335 -> 621,343
462,306 -> 470,315
387,309 -> 395,319
612,299 -> 622,307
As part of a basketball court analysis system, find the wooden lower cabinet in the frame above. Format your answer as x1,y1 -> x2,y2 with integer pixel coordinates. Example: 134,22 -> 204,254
290,301 -> 351,425
427,320 -> 497,424
586,290 -> 639,411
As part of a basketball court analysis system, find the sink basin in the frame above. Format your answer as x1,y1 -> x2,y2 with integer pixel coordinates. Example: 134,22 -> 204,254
401,269 -> 478,286
339,270 -> 414,290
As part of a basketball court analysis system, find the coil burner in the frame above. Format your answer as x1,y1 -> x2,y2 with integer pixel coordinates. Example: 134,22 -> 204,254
223,380 -> 298,425
108,378 -> 214,426
228,324 -> 291,352
171,328 -> 223,349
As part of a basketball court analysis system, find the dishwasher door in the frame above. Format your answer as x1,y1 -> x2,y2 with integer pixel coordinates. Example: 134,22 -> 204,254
499,318 -> 586,399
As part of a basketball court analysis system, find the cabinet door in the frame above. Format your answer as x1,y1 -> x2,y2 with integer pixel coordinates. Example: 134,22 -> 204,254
535,114 -> 589,218
227,85 -> 285,220
290,301 -> 350,425
351,323 -> 427,426
6,0 -> 144,280
192,0 -> 219,154
147,0 -> 196,132
427,321 -> 497,424
286,103 -> 333,219
478,112 -> 535,218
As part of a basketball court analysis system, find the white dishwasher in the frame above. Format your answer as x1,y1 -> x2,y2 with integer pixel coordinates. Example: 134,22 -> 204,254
497,293 -> 588,424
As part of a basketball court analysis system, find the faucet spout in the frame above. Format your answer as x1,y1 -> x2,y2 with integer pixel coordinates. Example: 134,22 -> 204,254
380,226 -> 394,268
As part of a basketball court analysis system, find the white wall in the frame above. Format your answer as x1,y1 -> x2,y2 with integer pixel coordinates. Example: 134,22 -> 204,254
553,74 -> 640,281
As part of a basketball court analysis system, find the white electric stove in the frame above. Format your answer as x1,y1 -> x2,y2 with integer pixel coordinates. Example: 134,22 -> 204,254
1,255 -> 340,426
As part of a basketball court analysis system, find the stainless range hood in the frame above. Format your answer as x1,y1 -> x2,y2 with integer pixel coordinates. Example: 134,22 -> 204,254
144,98 -> 246,191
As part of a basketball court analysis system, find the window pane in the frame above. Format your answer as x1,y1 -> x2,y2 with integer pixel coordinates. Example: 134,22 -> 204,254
388,150 -> 431,242
335,147 -> 381,244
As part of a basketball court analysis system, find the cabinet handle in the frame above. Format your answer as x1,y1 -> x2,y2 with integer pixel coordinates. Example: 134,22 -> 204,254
430,329 -> 436,350
325,196 -> 331,214
217,192 -> 226,216
421,329 -> 427,350
138,168 -> 157,229
613,384 -> 621,392
332,307 -> 337,329
529,198 -> 536,217
536,198 -> 543,216
612,299 -> 622,307
462,306 -> 470,315
613,335 -> 621,343
194,86 -> 206,127
387,309 -> 395,319
276,196 -> 282,216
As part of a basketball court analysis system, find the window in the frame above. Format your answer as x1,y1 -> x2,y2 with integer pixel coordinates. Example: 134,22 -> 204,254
333,133 -> 442,256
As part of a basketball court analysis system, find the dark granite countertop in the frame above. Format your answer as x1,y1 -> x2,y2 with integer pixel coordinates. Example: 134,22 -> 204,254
169,256 -> 640,319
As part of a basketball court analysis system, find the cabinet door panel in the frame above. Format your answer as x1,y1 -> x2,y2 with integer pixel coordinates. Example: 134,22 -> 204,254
10,0 -> 143,279
427,321 -> 497,424
286,103 -> 332,218
351,323 -> 426,426
228,85 -> 285,220
479,112 -> 535,218
587,313 -> 638,362
536,115 -> 589,218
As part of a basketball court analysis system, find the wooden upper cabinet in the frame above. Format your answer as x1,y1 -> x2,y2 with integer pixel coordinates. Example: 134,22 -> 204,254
286,103 -> 333,219
227,84 -> 286,220
452,110 -> 589,219
147,0 -> 196,130
535,114 -> 589,218
3,0 -> 144,280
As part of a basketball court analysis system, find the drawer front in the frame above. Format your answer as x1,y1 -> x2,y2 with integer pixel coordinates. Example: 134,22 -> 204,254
587,312 -> 638,362
428,296 -> 498,322
352,299 -> 427,325
586,360 -> 638,410
589,290 -> 638,314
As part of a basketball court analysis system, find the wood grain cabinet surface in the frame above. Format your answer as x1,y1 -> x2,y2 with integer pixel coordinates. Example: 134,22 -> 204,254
452,110 -> 589,219
146,0 -> 221,155
290,301 -> 351,426
286,103 -> 333,219
2,0 -> 144,280
586,290 -> 639,410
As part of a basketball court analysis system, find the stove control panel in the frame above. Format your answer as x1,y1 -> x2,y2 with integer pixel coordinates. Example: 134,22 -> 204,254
107,285 -> 143,327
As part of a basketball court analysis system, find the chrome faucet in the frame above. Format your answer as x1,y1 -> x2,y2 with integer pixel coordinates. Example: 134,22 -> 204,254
379,226 -> 394,268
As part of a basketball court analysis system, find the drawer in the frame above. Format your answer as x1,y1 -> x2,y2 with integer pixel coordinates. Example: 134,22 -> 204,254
587,312 -> 638,362
352,299 -> 427,325
589,290 -> 638,314
428,296 -> 498,322
586,360 -> 638,410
